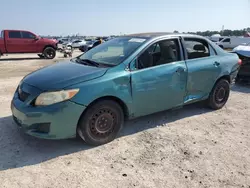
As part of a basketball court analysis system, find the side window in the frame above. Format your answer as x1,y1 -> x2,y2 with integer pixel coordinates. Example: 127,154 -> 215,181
0,31 -> 3,38
223,38 -> 230,43
73,40 -> 81,43
21,31 -> 35,39
137,39 -> 181,70
184,38 -> 210,60
9,31 -> 21,39
147,43 -> 161,54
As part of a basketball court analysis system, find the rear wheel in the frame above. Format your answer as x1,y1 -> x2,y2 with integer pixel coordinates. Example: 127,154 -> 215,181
77,100 -> 124,146
43,47 -> 56,59
207,79 -> 230,110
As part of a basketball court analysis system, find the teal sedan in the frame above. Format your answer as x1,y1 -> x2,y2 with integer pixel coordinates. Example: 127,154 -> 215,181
11,33 -> 241,145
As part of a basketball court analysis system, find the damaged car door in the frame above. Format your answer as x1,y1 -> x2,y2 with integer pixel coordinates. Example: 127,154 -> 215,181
130,38 -> 187,117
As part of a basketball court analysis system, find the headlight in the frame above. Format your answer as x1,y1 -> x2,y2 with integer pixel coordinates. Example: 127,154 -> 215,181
35,89 -> 79,106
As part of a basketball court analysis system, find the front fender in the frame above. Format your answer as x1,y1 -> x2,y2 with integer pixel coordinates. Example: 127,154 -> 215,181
67,67 -> 134,117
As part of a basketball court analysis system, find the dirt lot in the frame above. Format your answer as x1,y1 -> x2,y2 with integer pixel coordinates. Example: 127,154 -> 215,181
0,51 -> 249,188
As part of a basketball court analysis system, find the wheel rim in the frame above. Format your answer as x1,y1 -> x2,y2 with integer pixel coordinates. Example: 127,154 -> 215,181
46,49 -> 55,58
215,86 -> 228,103
90,108 -> 116,138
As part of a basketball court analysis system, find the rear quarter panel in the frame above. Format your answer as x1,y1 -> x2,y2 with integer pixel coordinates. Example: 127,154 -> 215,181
210,41 -> 240,82
217,52 -> 240,82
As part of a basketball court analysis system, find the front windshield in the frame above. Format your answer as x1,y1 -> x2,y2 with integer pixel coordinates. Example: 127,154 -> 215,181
79,37 -> 148,65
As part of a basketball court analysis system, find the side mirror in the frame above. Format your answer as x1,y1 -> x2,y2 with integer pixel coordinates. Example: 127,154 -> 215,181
34,36 -> 39,41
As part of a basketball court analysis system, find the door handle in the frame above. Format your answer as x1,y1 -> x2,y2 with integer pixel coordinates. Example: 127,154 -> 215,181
214,61 -> 220,66
176,67 -> 185,73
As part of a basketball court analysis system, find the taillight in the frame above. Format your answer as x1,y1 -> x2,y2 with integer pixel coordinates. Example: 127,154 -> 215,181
238,59 -> 242,65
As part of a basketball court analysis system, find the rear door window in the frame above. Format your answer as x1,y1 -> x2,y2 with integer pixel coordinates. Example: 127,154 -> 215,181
9,31 -> 22,39
184,38 -> 210,60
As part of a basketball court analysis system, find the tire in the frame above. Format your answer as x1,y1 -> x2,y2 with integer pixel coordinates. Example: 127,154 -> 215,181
77,100 -> 124,146
207,79 -> 230,110
43,47 -> 56,59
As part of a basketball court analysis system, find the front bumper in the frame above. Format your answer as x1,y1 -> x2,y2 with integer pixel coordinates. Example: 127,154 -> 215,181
11,85 -> 86,139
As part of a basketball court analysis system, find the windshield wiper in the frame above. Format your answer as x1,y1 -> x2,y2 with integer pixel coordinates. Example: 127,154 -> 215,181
74,57 -> 115,67
81,59 -> 100,67
75,57 -> 99,67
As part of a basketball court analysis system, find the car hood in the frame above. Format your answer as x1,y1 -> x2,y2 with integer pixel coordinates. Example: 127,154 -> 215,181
23,61 -> 108,91
233,45 -> 250,57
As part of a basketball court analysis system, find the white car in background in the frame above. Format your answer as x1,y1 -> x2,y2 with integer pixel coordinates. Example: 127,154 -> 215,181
216,37 -> 250,49
67,40 -> 87,48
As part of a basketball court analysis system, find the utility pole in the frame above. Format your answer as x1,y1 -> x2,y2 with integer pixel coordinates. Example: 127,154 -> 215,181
221,25 -> 224,36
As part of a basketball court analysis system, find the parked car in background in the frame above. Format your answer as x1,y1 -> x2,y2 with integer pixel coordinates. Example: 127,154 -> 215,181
0,30 -> 58,59
58,38 -> 70,44
79,40 -> 95,52
11,33 -> 241,146
79,39 -> 103,52
233,42 -> 250,79
216,37 -> 250,49
209,36 -> 225,42
57,38 -> 70,50
67,39 -> 87,48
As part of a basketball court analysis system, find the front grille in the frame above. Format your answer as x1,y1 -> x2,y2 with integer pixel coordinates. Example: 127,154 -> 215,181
18,88 -> 30,102
30,123 -> 51,133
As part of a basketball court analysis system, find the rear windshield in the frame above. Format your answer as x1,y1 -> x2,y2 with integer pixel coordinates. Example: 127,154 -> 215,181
0,31 -> 3,38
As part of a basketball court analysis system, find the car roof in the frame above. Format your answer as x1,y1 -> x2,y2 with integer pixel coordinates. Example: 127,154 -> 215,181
125,32 -> 203,39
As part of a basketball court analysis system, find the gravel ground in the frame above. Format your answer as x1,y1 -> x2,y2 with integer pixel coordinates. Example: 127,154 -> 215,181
0,52 -> 249,188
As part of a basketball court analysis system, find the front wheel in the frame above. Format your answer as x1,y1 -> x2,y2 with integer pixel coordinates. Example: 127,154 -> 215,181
207,79 -> 230,110
77,100 -> 124,146
43,47 -> 56,59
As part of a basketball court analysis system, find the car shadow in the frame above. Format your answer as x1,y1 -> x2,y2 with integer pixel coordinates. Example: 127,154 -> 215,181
0,57 -> 41,61
231,82 -> 250,93
0,102 -> 211,171
120,102 -> 212,137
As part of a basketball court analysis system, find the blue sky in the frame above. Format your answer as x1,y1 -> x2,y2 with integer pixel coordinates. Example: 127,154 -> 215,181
2,0 -> 250,36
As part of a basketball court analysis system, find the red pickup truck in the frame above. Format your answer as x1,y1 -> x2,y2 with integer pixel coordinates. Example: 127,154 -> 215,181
0,30 -> 58,59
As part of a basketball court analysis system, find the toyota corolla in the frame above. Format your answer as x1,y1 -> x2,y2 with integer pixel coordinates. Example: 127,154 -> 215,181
11,33 -> 241,145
